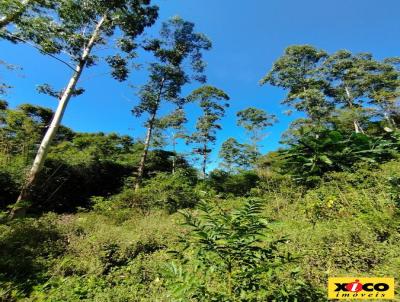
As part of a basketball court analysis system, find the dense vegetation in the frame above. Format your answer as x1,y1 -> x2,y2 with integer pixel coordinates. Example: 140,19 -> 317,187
1,1 -> 400,301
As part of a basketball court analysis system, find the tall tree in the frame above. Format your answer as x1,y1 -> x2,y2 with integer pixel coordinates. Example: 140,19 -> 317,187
262,45 -> 400,133
219,137 -> 258,171
236,107 -> 277,152
260,45 -> 332,126
9,0 -> 159,218
133,16 -> 211,190
0,103 -> 62,164
188,85 -> 229,178
158,108 -> 187,174
322,50 -> 400,133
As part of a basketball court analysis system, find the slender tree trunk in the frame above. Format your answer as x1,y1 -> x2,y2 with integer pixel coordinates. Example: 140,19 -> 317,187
390,117 -> 397,129
135,112 -> 156,191
353,120 -> 363,134
9,15 -> 107,218
0,0 -> 32,28
135,79 -> 165,191
384,110 -> 397,129
172,132 -> 176,175
202,142 -> 207,179
345,86 -> 364,134
251,134 -> 259,154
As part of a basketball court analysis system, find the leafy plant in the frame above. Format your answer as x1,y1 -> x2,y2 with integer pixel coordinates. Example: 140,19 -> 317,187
207,169 -> 260,197
282,128 -> 399,184
165,199 -> 288,301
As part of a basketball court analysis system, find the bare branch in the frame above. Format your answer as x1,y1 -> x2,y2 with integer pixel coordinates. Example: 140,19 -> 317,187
3,32 -> 76,71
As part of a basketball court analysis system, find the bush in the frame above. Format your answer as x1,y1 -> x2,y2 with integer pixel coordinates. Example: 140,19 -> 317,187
0,155 -> 27,209
0,214 -> 66,301
21,210 -> 181,301
0,170 -> 18,209
302,167 -> 397,224
164,199 -> 289,301
115,170 -> 200,213
207,170 -> 260,196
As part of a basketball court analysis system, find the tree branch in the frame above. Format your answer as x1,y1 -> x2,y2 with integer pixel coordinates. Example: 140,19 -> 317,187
3,32 -> 76,71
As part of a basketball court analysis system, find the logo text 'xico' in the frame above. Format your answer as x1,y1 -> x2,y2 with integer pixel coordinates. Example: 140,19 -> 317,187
328,277 -> 395,300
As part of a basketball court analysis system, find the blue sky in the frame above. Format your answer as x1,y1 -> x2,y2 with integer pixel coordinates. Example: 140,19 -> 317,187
1,0 -> 400,169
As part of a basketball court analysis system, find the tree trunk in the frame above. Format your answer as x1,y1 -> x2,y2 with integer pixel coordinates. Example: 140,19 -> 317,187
390,117 -> 397,129
135,113 -> 156,191
172,132 -> 176,175
9,15 -> 107,218
353,120 -> 363,134
251,134 -> 259,154
0,0 -> 32,28
345,86 -> 364,134
202,143 -> 207,179
134,79 -> 165,191
384,111 -> 397,129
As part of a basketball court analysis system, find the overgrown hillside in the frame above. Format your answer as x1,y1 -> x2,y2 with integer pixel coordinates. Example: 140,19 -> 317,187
1,159 -> 399,301
1,100 -> 400,301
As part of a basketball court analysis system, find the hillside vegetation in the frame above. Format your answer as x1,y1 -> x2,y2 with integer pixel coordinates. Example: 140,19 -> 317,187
1,100 -> 400,301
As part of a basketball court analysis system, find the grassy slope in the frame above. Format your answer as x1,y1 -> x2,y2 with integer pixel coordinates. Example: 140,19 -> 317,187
1,161 -> 399,301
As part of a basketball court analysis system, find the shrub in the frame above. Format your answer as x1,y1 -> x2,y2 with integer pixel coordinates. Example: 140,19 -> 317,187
164,199 -> 288,301
124,170 -> 200,213
302,167 -> 397,224
0,214 -> 66,301
27,210 -> 181,301
207,169 -> 260,196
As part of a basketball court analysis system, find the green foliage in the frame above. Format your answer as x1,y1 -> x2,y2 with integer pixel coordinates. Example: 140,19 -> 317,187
133,16 -> 211,186
188,85 -> 230,147
1,19 -> 400,302
134,16 -> 211,120
0,103 -> 72,160
281,127 -> 400,184
1,159 -> 400,301
165,199 -> 288,301
0,213 -> 66,300
237,107 -> 277,132
5,0 -> 159,78
0,209 -> 180,301
0,129 -> 138,212
128,170 -> 199,213
0,0 -> 56,30
260,45 -> 398,185
0,104 -> 188,213
207,169 -> 260,197
261,45 -> 400,130
219,137 -> 259,171
236,107 -> 277,151
3,0 -> 160,218
188,85 -> 230,176
322,50 -> 400,116
261,45 -> 331,123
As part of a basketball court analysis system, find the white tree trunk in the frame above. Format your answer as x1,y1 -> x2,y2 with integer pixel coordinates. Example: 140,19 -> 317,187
345,86 -> 364,134
10,15 -> 107,218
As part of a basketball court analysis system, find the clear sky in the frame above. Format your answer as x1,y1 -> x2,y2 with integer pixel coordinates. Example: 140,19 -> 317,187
1,0 -> 399,169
